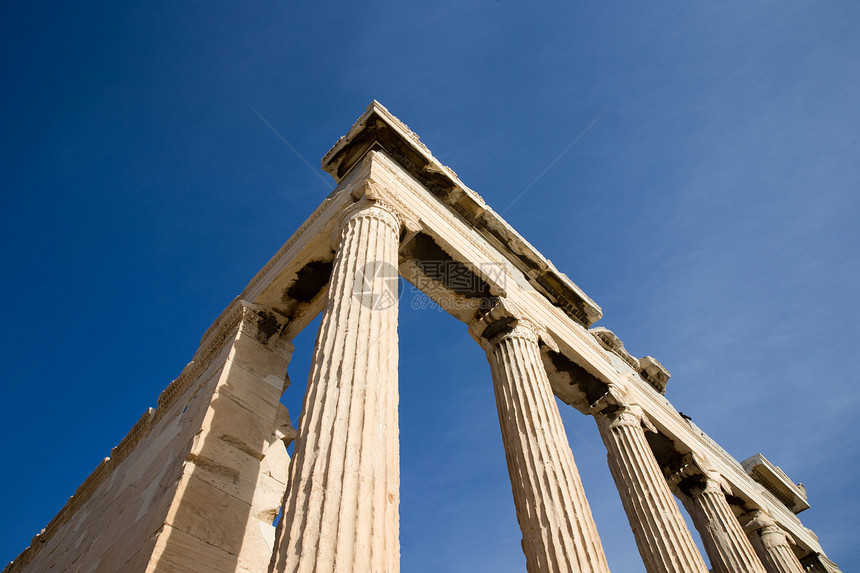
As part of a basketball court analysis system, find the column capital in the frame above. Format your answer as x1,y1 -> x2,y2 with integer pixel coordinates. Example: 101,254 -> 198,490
741,510 -> 795,545
347,176 -> 422,233
337,197 -> 403,235
665,453 -> 731,497
593,400 -> 657,435
742,509 -> 775,533
468,297 -> 557,352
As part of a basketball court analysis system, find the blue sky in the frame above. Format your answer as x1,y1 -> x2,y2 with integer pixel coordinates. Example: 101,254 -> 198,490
2,2 -> 858,571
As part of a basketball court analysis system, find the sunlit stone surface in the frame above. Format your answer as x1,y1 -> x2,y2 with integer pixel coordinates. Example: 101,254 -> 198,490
3,102 -> 841,573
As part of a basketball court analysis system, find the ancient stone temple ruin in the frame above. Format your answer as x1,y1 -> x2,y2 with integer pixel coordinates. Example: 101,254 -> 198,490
4,102 -> 841,573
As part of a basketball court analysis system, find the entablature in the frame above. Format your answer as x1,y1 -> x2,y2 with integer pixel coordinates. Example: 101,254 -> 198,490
321,100 -> 602,328
589,327 -> 672,394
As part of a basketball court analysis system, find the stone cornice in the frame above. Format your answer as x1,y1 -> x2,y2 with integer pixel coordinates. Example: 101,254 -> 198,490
741,454 -> 810,514
589,327 -> 671,395
367,150 -> 514,298
589,327 -> 640,370
322,101 -> 602,327
638,356 -> 670,394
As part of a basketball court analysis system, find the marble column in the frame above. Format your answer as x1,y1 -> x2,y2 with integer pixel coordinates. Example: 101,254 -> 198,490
474,302 -> 610,573
595,405 -> 709,573
272,200 -> 402,573
743,511 -> 804,573
682,476 -> 766,573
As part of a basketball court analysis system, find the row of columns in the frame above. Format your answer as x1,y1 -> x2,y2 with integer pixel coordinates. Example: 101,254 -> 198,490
268,197 -> 806,573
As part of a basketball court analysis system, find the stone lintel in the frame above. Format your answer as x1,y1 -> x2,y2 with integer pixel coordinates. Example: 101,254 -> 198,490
321,100 -> 602,327
741,454 -> 810,514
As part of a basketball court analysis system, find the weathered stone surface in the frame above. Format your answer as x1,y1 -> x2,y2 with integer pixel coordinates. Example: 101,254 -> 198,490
155,303 -> 293,573
3,101 -> 843,573
742,510 -> 805,573
272,199 -> 402,573
147,525 -> 238,573
472,299 -> 610,573
595,402 -> 709,573
668,454 -> 769,573
741,454 -> 810,514
3,360 -> 220,573
165,474 -> 252,555
680,474 -> 766,573
3,301 -> 293,573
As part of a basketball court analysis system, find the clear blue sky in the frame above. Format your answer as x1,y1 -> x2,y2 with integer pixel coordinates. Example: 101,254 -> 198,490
2,2 -> 858,571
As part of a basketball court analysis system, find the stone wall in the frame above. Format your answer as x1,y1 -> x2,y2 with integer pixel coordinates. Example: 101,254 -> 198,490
4,301 -> 294,573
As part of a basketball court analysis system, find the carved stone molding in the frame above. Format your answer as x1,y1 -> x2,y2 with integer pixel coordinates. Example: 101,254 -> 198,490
590,327 -> 640,370
237,300 -> 290,348
589,327 -> 671,395
665,453 -> 730,496
638,356 -> 671,394
468,297 -> 558,353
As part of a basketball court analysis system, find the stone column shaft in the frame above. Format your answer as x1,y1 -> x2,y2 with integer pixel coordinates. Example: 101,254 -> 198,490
685,479 -> 766,573
272,201 -> 401,573
596,407 -> 709,573
485,321 -> 610,573
744,511 -> 804,573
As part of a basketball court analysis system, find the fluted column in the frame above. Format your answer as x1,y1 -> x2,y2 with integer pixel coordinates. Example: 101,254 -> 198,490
683,477 -> 766,573
474,301 -> 610,573
595,405 -> 709,573
272,200 -> 402,573
743,511 -> 804,573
